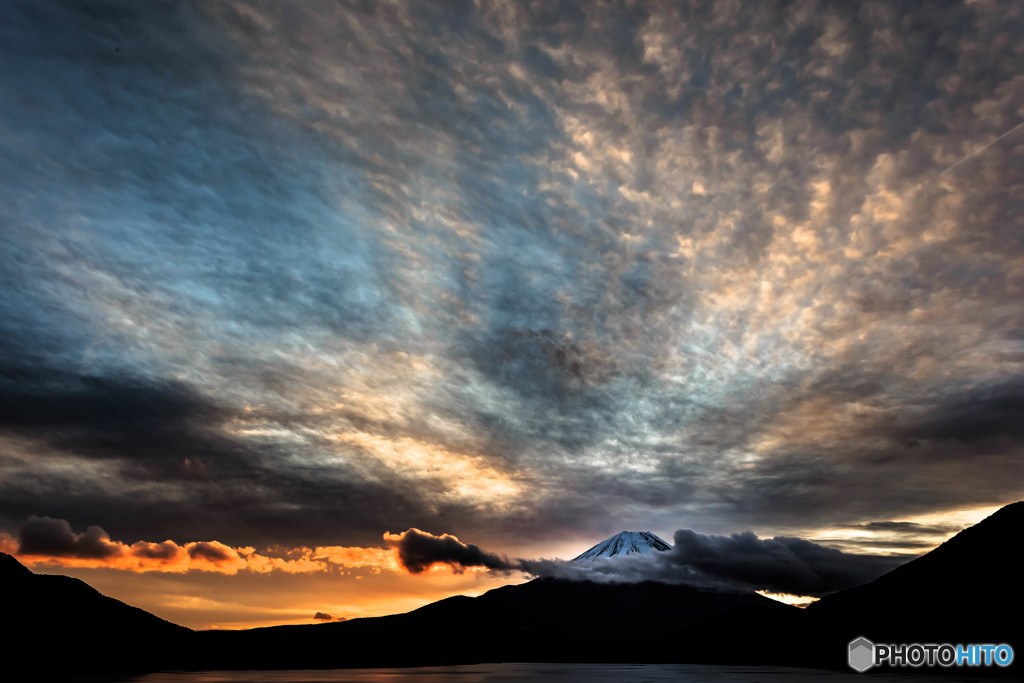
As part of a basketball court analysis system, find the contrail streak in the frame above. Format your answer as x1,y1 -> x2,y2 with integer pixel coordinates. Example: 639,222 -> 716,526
940,119 -> 1024,175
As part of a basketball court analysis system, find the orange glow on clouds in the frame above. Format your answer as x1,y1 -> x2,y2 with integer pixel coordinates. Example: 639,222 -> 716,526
327,431 -> 525,508
1,527 -> 476,577
314,544 -> 401,571
10,531 -> 265,574
1,523 -> 519,629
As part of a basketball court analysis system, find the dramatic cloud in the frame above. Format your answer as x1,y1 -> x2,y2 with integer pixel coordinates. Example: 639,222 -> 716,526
663,530 -> 903,596
14,517 -> 335,575
13,518 -> 902,597
1,0 -> 1022,584
378,526 -> 906,597
384,528 -> 515,574
18,516 -> 121,560
14,518 -> 522,578
520,529 -> 906,597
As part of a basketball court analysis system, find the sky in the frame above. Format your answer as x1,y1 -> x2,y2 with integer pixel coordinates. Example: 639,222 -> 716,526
0,0 -> 1022,629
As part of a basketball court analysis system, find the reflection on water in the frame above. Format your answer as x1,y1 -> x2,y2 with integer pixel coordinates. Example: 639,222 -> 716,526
79,662 -> 983,682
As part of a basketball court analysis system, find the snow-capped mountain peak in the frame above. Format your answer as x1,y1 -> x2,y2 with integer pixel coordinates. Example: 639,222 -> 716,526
571,531 -> 671,561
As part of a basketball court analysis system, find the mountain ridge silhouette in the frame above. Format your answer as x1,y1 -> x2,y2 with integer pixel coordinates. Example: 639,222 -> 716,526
5,501 -> 1022,678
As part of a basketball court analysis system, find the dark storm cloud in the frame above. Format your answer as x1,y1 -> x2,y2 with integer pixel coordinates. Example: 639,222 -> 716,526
385,525 -> 902,596
715,376 -> 1024,528
902,377 -> 1024,446
386,528 -> 515,574
0,356 -> 445,547
1,0 -> 1023,551
664,530 -> 903,596
519,528 -> 905,596
0,362 -> 232,470
18,515 -> 118,559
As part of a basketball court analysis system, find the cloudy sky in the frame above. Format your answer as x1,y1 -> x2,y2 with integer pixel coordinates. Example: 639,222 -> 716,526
1,0 -> 1022,628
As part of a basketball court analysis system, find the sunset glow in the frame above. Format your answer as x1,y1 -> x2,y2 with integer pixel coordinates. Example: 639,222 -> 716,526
1,0 -> 1022,633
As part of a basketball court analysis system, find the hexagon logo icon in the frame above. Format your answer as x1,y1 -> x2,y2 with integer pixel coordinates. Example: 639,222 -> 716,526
848,636 -> 875,672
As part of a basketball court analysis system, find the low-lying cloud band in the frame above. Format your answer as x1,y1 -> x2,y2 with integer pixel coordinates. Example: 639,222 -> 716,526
384,528 -> 906,597
9,517 -> 904,597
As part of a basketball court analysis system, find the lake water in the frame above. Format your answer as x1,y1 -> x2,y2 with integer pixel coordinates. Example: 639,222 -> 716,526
81,662 -> 984,682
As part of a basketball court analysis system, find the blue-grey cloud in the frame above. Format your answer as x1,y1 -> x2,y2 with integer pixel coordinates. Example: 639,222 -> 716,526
1,0 -> 1022,550
520,528 -> 906,596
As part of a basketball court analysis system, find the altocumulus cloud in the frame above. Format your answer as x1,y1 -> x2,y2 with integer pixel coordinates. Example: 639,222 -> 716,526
0,0 -> 1022,554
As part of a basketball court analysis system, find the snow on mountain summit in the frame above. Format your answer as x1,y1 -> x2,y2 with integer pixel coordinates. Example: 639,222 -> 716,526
571,531 -> 671,561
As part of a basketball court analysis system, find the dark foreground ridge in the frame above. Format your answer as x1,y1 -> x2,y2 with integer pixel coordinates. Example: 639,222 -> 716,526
5,502 -> 1023,679
3,550 -> 190,679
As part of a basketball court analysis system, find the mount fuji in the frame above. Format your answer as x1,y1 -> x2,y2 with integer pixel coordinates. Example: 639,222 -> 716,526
571,530 -> 671,561
11,504 -> 1024,675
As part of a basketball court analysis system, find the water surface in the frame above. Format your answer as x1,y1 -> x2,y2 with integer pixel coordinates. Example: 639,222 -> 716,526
81,662 -> 985,682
